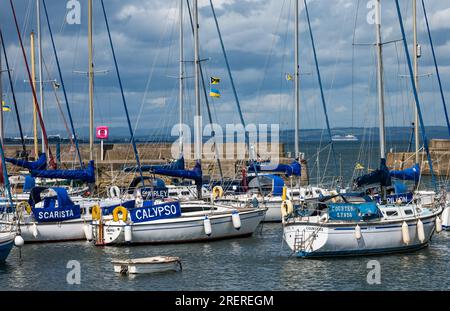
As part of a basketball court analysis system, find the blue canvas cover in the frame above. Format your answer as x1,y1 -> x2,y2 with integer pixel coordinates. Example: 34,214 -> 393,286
152,160 -> 202,183
389,164 -> 420,182
130,201 -> 182,223
5,153 -> 47,171
29,187 -> 81,223
101,200 -> 136,215
247,160 -> 301,177
31,160 -> 95,183
329,202 -> 381,221
355,159 -> 391,188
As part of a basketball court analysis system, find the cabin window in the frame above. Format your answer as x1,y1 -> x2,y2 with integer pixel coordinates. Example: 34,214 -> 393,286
182,191 -> 190,196
169,192 -> 177,196
404,209 -> 413,215
386,211 -> 398,216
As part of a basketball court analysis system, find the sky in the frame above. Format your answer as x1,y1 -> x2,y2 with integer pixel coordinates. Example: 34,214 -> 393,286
0,0 -> 449,140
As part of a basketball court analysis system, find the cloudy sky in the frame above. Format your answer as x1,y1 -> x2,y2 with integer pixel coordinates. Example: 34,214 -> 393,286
0,0 -> 449,139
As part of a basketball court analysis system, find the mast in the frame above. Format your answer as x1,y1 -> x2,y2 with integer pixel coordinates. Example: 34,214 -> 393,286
37,0 -> 45,154
193,0 -> 201,161
294,0 -> 300,160
0,38 -> 3,144
179,0 -> 184,156
31,31 -> 39,158
413,0 -> 420,164
375,0 -> 386,160
88,0 -> 94,160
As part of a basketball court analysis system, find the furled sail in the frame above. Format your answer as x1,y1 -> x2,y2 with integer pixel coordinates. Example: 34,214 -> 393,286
389,164 -> 420,182
152,160 -> 202,183
247,160 -> 301,177
123,156 -> 185,173
5,153 -> 47,170
31,160 -> 95,183
355,159 -> 391,188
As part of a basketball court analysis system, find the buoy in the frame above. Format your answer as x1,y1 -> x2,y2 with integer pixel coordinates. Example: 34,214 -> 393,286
14,235 -> 24,247
281,200 -> 293,218
203,216 -> 212,236
32,223 -> 38,238
124,225 -> 132,242
109,186 -> 121,199
355,224 -> 362,240
435,216 -> 442,233
83,224 -> 93,241
91,205 -> 101,221
417,219 -> 425,243
232,210 -> 241,230
402,221 -> 410,245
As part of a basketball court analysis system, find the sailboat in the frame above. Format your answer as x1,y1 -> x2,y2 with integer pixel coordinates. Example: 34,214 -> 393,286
216,0 -> 335,222
91,0 -> 265,246
282,0 -> 443,258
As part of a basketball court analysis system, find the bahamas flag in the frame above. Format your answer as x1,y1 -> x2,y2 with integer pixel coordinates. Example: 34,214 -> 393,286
2,101 -> 11,112
210,77 -> 220,85
209,88 -> 221,98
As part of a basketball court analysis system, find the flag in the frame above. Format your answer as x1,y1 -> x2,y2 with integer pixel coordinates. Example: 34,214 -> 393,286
355,163 -> 365,170
210,77 -> 220,85
285,73 -> 293,81
209,88 -> 221,98
2,101 -> 10,112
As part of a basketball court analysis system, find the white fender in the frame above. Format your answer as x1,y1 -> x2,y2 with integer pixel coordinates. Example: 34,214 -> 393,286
435,216 -> 442,233
32,223 -> 38,238
83,224 -> 93,241
355,224 -> 362,240
203,216 -> 212,236
232,210 -> 241,230
14,235 -> 24,247
417,219 -> 425,243
402,221 -> 410,245
442,206 -> 450,230
124,225 -> 132,242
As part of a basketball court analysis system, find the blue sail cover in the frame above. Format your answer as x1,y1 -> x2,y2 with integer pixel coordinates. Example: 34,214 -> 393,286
355,159 -> 391,188
5,153 -> 47,170
247,160 -> 301,177
152,160 -> 202,183
31,160 -> 95,183
389,164 -> 420,182
29,187 -> 81,223
123,157 -> 185,173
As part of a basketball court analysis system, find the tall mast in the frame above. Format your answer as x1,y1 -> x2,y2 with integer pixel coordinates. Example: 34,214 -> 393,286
31,31 -> 39,157
193,0 -> 201,161
37,0 -> 45,154
0,38 -> 3,144
88,0 -> 94,160
294,0 -> 300,159
413,0 -> 419,163
375,0 -> 386,160
179,0 -> 184,156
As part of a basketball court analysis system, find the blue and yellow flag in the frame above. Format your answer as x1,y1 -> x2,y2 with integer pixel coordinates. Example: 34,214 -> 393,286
210,88 -> 221,98
355,163 -> 365,170
210,77 -> 220,85
2,101 -> 10,112
285,73 -> 293,81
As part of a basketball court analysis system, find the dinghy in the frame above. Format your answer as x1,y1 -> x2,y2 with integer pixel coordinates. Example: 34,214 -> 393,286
112,256 -> 182,274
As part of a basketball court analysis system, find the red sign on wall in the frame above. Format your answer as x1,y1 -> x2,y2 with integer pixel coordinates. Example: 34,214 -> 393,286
96,126 -> 109,140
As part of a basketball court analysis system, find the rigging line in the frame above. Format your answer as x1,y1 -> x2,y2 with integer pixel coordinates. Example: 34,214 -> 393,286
42,0 -> 83,168
9,0 -> 56,169
0,28 -> 26,154
186,0 -> 224,182
421,0 -> 450,137
100,0 -> 145,187
394,0 -> 436,190
42,57 -> 74,149
351,0 -> 361,134
304,0 -> 338,178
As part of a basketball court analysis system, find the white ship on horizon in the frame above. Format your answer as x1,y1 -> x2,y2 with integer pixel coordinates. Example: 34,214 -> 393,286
331,134 -> 358,142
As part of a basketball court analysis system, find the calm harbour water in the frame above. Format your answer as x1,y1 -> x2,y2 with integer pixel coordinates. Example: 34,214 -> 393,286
0,141 -> 449,291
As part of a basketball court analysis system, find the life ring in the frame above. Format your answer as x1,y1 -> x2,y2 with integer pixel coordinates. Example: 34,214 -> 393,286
109,186 -> 121,199
112,206 -> 128,222
91,205 -> 102,221
17,201 -> 32,215
281,200 -> 293,218
212,186 -> 224,199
